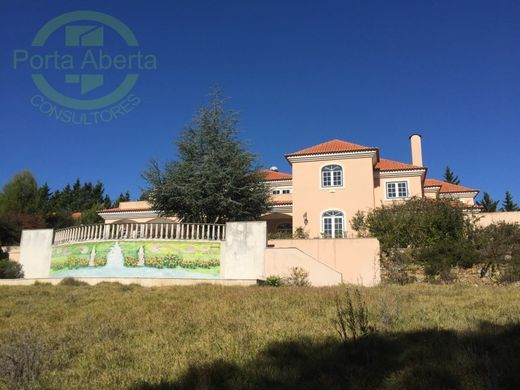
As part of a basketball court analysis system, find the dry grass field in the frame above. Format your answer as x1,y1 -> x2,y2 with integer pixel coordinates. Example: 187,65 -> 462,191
0,282 -> 519,389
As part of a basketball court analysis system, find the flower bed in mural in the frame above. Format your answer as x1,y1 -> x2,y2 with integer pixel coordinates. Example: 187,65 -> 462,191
50,241 -> 220,278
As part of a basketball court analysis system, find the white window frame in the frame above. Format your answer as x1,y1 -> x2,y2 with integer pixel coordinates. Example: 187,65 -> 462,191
321,209 -> 345,238
385,180 -> 409,200
320,164 -> 344,189
272,189 -> 281,195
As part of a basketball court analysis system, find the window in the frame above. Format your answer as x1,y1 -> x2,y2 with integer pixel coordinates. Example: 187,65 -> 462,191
321,165 -> 343,187
272,189 -> 281,195
322,210 -> 345,238
282,189 -> 291,194
386,181 -> 408,199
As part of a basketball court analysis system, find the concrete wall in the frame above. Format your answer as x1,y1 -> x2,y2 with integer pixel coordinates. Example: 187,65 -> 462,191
220,221 -> 267,279
265,247 -> 342,286
269,238 -> 380,286
476,211 -> 520,227
19,229 -> 54,278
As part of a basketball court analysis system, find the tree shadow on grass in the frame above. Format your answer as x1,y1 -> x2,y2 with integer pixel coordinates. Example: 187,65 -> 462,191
134,322 -> 520,390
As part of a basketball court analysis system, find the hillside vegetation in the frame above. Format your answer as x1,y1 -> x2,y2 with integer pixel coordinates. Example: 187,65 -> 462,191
0,283 -> 519,389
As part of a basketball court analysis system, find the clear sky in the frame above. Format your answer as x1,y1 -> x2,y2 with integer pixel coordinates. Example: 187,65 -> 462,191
1,0 -> 519,203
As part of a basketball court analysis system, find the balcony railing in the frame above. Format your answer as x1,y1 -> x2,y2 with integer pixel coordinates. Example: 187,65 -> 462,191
53,222 -> 226,246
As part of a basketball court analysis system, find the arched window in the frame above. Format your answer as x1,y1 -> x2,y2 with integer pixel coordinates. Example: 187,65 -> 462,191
276,223 -> 293,233
321,165 -> 343,187
322,210 -> 345,238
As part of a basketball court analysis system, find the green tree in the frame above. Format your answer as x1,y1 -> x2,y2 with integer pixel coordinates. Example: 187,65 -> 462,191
143,89 -> 271,223
477,192 -> 499,212
443,166 -> 460,185
113,191 -> 131,207
501,191 -> 519,212
0,171 -> 42,215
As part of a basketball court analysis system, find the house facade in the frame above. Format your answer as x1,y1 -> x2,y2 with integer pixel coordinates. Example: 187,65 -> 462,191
98,134 -> 480,238
261,134 -> 479,238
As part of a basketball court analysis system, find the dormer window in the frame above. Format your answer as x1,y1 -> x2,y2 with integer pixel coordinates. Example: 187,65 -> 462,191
386,181 -> 408,199
321,165 -> 343,187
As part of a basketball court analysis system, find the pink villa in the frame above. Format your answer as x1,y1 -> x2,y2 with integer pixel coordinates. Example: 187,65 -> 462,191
98,134 -> 480,238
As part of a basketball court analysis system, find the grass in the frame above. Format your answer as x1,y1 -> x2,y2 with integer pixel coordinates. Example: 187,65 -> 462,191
0,283 -> 519,389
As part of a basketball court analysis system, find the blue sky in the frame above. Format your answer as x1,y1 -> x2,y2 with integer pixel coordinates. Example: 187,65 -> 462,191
1,0 -> 519,203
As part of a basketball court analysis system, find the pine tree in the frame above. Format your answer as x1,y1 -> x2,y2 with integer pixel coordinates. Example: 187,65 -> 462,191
143,88 -> 271,223
443,166 -> 460,185
501,191 -> 519,212
477,192 -> 499,212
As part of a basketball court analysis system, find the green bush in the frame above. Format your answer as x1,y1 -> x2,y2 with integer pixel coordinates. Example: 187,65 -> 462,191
64,256 -> 89,269
267,231 -> 293,240
144,256 -> 163,269
293,227 -> 309,239
0,259 -> 24,279
284,267 -> 310,287
265,275 -> 283,287
124,256 -> 139,267
58,277 -> 88,286
163,254 -> 181,268
95,256 -> 107,267
418,239 -> 478,282
475,222 -> 520,280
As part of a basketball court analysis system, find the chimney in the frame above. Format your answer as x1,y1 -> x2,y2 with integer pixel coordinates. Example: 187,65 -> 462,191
409,133 -> 423,167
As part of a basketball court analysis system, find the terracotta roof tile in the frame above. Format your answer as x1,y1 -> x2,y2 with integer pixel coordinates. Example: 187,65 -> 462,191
270,200 -> 293,205
286,139 -> 377,157
424,179 -> 479,194
259,169 -> 292,181
98,207 -> 153,213
375,158 -> 424,171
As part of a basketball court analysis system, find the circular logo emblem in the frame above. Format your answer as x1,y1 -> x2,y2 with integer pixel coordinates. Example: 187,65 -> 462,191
13,10 -> 157,124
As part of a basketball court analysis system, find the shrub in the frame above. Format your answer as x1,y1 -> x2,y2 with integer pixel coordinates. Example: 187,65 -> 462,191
365,198 -> 471,254
381,249 -> 416,285
351,210 -> 368,237
0,259 -> 24,279
58,277 -> 88,286
65,256 -> 89,269
265,275 -> 283,287
293,227 -> 308,239
163,254 -> 181,268
475,222 -> 520,280
333,288 -> 373,342
0,247 -> 8,260
0,331 -> 46,389
284,267 -> 310,287
144,256 -> 163,269
124,256 -> 139,267
95,256 -> 107,267
417,239 -> 479,282
267,231 -> 293,240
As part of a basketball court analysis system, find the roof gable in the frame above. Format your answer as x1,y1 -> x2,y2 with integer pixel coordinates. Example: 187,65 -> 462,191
286,139 -> 377,157
259,169 -> 292,181
375,158 -> 424,171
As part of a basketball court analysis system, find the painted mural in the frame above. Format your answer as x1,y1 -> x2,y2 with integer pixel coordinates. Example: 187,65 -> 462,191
50,241 -> 220,278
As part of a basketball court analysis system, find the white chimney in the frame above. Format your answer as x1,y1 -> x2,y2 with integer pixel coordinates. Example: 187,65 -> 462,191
409,133 -> 423,167
270,166 -> 279,172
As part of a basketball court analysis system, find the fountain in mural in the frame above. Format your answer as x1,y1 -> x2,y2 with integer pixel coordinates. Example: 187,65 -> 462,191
105,242 -> 125,270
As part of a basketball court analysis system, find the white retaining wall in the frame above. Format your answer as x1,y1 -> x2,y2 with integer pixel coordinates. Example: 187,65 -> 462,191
19,229 -> 54,278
